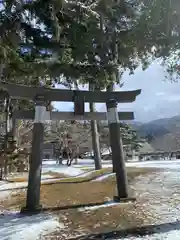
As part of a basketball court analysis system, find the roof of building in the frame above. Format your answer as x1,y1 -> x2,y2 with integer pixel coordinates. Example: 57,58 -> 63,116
138,142 -> 154,154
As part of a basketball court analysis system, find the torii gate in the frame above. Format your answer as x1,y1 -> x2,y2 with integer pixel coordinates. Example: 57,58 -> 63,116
0,82 -> 141,213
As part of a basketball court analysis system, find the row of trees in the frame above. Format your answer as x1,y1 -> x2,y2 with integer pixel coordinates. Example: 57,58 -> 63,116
12,119 -> 140,162
44,120 -> 141,165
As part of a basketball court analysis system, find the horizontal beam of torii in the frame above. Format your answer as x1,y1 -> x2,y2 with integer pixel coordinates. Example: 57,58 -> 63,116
0,82 -> 141,103
13,110 -> 134,121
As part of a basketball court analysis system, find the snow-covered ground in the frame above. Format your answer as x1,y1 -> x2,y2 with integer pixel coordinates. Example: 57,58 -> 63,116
42,160 -> 85,176
93,173 -> 115,182
0,211 -> 63,240
2,158 -> 179,200
68,159 -> 112,169
1,158 -> 180,239
126,159 -> 180,169
0,161 -> 82,240
69,158 -> 180,170
106,160 -> 180,240
0,160 -> 105,240
9,158 -> 180,184
0,181 -> 27,199
78,200 -> 120,211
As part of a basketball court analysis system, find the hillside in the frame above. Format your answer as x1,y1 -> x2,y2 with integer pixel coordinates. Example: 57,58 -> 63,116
131,116 -> 180,151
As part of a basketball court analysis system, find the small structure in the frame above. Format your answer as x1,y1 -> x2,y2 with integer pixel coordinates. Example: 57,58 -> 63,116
138,142 -> 154,161
43,142 -> 55,159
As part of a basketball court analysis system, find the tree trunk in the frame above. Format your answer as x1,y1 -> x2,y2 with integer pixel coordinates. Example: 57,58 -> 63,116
89,83 -> 102,170
3,97 -> 10,179
0,166 -> 3,180
4,158 -> 8,179
107,82 -> 116,173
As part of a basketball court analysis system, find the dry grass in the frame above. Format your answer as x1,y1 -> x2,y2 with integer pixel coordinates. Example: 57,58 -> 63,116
8,171 -> 67,182
51,202 -> 154,238
44,168 -> 159,239
49,168 -> 112,183
7,168 -> 112,184
43,171 -> 67,178
0,167 -> 160,239
0,167 -> 160,210
7,178 -> 28,183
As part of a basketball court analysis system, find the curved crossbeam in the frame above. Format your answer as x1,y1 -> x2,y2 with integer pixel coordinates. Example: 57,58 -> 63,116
0,82 -> 141,103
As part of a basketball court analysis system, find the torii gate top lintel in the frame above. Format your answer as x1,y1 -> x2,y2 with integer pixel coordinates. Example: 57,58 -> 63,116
0,82 -> 141,103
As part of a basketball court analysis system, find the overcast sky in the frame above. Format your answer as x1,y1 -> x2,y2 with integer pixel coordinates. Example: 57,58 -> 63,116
54,61 -> 180,123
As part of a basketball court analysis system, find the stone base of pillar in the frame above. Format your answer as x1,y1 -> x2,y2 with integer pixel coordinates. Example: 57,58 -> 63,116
21,204 -> 43,215
113,196 -> 136,203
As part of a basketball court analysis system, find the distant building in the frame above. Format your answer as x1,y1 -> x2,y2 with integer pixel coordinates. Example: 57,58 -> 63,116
43,142 -> 55,159
138,142 -> 154,154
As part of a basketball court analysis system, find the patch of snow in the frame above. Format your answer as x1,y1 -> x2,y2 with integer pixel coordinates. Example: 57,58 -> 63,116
42,158 -> 113,171
93,173 -> 115,182
102,164 -> 113,168
75,169 -> 97,178
7,173 -> 55,182
42,162 -> 84,176
69,159 -> 95,166
126,160 -> 180,169
0,181 -> 27,200
0,181 -> 9,186
0,191 -> 12,200
72,159 -> 112,169
101,148 -> 111,156
0,211 -> 62,240
78,201 -> 120,211
42,170 -> 98,183
0,182 -> 27,190
41,174 -> 53,179
42,160 -> 57,165
83,148 -> 111,157
83,151 -> 93,157
42,158 -> 180,174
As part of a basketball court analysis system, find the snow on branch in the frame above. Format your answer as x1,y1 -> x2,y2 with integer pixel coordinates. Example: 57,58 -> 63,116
63,0 -> 100,19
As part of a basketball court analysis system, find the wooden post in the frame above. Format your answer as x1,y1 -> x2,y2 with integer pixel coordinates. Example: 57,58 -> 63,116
9,115 -> 16,141
106,99 -> 128,201
22,96 -> 48,213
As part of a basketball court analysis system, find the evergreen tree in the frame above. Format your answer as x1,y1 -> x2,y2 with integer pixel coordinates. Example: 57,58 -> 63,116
1,0 -> 179,86
99,121 -> 140,152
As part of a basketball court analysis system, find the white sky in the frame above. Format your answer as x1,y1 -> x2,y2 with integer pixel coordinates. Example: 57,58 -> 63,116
54,61 -> 180,123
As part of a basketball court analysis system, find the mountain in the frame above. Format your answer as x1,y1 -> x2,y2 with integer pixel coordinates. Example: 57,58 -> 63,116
133,122 -> 170,138
131,115 -> 180,152
131,121 -> 169,139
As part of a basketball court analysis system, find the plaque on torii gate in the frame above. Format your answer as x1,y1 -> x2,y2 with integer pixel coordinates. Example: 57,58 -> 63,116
0,82 -> 141,212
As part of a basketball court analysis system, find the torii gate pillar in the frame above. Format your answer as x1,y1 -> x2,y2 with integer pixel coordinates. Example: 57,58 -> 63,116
22,96 -> 49,213
106,99 -> 128,200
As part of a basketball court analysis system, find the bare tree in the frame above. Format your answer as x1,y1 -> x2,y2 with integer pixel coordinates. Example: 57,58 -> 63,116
45,120 -> 92,165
